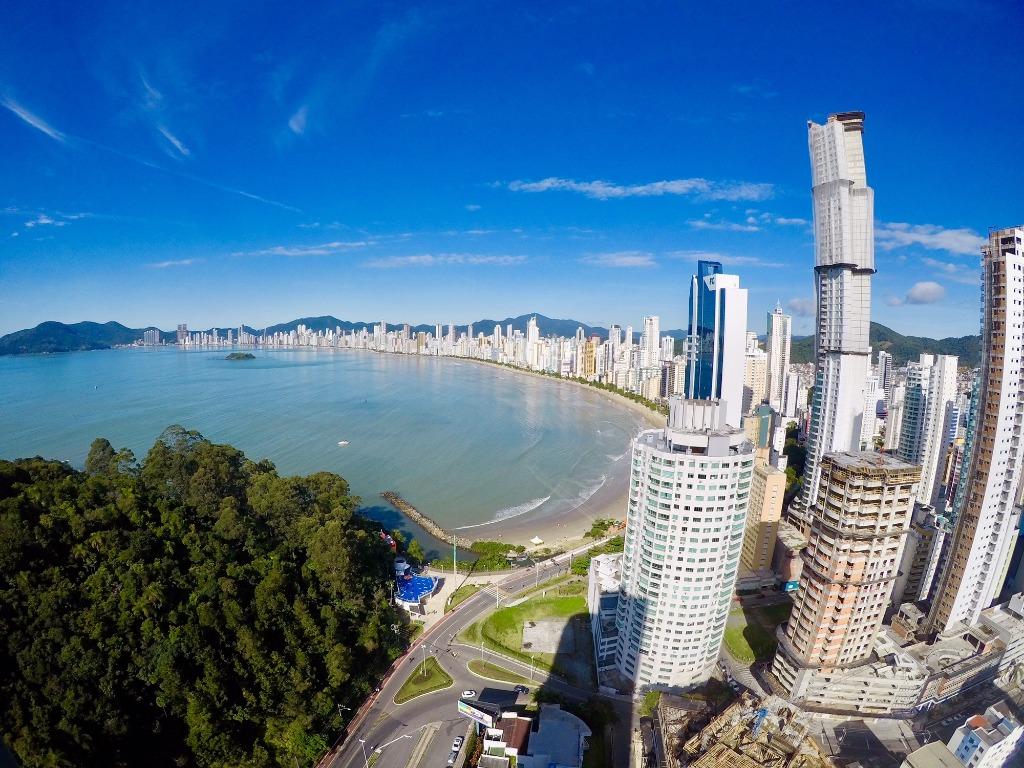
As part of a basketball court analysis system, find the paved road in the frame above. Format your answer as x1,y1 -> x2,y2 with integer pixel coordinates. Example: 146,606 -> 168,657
322,542 -> 628,768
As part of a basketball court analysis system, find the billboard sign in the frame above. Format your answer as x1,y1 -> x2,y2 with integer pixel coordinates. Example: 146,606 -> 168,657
783,580 -> 800,592
458,699 -> 497,728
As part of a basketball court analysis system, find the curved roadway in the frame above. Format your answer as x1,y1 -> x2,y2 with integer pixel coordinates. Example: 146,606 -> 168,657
321,541 -> 632,768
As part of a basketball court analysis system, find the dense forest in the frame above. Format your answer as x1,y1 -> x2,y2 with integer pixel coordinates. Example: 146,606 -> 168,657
0,426 -> 406,767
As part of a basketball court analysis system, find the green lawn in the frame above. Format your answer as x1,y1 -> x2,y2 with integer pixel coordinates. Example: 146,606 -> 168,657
468,659 -> 531,685
446,583 -> 483,613
393,657 -> 453,704
723,603 -> 792,663
639,690 -> 661,717
459,593 -> 586,675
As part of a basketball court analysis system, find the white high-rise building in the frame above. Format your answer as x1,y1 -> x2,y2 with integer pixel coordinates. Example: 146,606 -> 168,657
795,111 -> 875,532
640,315 -> 660,370
929,226 -> 1024,634
896,353 -> 959,505
743,344 -> 768,415
877,350 -> 894,404
615,398 -> 754,690
766,304 -> 792,412
686,260 -> 748,428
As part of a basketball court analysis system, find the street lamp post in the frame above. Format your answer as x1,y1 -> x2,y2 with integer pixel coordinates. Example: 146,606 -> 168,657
530,654 -> 535,682
358,738 -> 369,768
420,644 -> 427,676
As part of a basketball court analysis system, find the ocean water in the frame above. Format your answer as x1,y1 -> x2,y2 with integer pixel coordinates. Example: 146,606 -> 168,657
0,348 -> 645,545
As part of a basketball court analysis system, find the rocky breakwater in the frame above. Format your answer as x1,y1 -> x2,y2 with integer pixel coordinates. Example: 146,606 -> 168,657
380,491 -> 473,549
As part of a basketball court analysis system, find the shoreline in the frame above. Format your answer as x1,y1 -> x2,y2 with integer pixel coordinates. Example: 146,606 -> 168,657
434,356 -> 658,548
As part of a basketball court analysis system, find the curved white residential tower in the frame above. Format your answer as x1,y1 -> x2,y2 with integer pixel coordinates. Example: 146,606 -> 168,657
795,111 -> 876,532
614,397 -> 754,690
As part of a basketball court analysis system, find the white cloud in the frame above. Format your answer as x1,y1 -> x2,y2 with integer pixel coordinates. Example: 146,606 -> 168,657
363,254 -> 526,268
580,251 -> 656,268
921,256 -> 978,285
0,97 -> 65,142
775,216 -> 808,226
732,82 -> 778,99
148,258 -> 201,268
668,250 -> 785,268
688,218 -> 760,233
25,214 -> 61,228
876,222 -> 985,255
787,298 -> 816,317
506,176 -> 773,202
465,204 -> 481,212
157,125 -> 190,157
288,105 -> 309,135
889,280 -> 947,306
239,241 -> 372,257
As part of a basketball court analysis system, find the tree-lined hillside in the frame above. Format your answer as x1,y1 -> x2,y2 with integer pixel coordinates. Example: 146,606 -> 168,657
0,426 -> 404,767
790,321 -> 980,366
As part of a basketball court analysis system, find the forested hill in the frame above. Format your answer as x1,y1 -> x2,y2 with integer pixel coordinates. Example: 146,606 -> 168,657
790,321 -> 981,367
0,427 -> 406,767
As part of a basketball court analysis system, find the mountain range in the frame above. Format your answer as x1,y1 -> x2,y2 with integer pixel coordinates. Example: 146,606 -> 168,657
0,315 -> 981,366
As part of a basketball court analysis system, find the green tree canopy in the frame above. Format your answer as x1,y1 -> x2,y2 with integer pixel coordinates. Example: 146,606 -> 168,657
0,426 -> 405,767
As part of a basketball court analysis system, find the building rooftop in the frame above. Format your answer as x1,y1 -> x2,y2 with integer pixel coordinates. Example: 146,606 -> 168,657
900,741 -> 962,768
823,451 -> 919,474
526,704 -> 591,768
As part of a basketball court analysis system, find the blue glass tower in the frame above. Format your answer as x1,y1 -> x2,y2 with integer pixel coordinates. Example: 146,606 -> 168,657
686,259 -> 723,400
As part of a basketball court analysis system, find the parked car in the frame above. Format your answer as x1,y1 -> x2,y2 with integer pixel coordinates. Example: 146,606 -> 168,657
513,685 -> 529,694
461,690 -> 476,698
451,736 -> 464,752
446,751 -> 458,766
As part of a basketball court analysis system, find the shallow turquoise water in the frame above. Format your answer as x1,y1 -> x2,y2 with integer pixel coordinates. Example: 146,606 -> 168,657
0,348 -> 643,541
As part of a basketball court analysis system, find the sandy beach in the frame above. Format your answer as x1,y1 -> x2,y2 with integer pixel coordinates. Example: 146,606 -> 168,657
442,357 -> 664,549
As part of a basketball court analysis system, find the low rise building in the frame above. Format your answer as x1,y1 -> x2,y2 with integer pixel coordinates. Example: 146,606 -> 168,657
900,742 -> 963,768
946,702 -> 1023,768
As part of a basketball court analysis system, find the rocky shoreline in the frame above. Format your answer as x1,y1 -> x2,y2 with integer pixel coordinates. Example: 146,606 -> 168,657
380,491 -> 474,549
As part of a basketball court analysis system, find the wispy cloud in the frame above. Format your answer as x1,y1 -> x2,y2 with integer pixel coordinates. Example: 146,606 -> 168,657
465,204 -> 481,212
24,214 -> 64,228
668,250 -> 785,268
688,217 -> 760,233
580,251 -> 656,268
238,241 -> 372,257
921,256 -> 978,285
157,125 -> 190,157
775,216 -> 808,226
887,280 -> 947,307
148,258 -> 201,268
2,97 -> 298,212
505,176 -> 773,202
288,105 -> 308,135
732,81 -> 778,99
787,298 -> 816,317
876,222 -> 985,256
1,96 -> 65,142
363,254 -> 526,268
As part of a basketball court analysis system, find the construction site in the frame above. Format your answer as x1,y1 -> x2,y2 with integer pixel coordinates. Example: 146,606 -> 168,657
665,693 -> 835,768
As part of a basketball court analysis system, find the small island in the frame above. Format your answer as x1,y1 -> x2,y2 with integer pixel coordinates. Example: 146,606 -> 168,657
225,352 -> 256,360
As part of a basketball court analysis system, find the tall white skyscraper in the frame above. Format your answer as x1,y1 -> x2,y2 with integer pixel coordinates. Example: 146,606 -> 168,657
640,315 -> 660,369
795,111 -> 875,532
929,226 -> 1024,634
614,398 -> 753,689
896,353 -> 959,505
766,304 -> 792,412
685,260 -> 748,428
877,350 -> 894,404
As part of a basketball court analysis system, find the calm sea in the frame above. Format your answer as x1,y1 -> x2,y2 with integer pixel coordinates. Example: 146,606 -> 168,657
0,348 -> 644,552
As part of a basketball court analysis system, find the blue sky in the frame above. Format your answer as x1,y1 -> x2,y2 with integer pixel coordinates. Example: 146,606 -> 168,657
2,1 -> 1021,337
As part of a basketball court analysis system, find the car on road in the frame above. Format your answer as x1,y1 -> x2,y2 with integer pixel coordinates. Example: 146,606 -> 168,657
513,685 -> 529,694
451,736 -> 464,752
446,751 -> 458,766
461,690 -> 476,698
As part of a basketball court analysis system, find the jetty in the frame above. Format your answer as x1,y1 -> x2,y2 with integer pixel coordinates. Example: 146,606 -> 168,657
380,491 -> 473,549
